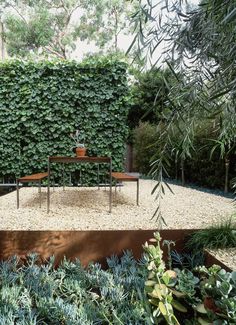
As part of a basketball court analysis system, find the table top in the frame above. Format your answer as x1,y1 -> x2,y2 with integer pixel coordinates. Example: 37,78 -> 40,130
49,156 -> 111,163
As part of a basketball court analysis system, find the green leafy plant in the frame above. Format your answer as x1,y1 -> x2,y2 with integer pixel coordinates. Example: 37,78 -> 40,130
143,232 -> 181,325
70,129 -> 85,148
163,239 -> 175,270
170,250 -> 205,270
133,122 -> 158,175
196,265 -> 236,323
185,219 -> 236,252
143,231 -> 236,324
0,58 -> 130,185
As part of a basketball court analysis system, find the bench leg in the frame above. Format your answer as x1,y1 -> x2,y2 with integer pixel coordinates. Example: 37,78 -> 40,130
47,159 -> 50,213
53,174 -> 55,192
114,180 -> 117,204
39,180 -> 41,208
16,180 -> 19,209
137,179 -> 139,206
97,164 -> 100,190
104,174 -> 107,191
109,160 -> 112,213
63,163 -> 65,191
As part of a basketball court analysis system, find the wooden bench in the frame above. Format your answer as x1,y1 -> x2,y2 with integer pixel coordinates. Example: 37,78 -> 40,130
16,172 -> 48,209
111,172 -> 139,205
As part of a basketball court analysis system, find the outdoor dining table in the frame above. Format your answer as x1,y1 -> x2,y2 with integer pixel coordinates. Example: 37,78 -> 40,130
47,156 -> 112,213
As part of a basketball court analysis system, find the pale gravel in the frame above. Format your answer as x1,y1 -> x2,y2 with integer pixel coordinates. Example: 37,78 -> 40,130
0,180 -> 234,231
207,248 -> 236,271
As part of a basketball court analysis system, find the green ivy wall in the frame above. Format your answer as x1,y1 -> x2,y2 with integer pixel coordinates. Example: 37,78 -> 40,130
0,58 -> 129,184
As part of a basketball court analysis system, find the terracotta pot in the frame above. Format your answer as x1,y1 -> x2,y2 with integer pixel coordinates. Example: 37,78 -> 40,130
76,147 -> 86,157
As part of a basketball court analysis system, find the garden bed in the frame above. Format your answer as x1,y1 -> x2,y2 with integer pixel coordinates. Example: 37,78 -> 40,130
0,231 -> 234,324
0,229 -> 233,272
0,229 -> 194,266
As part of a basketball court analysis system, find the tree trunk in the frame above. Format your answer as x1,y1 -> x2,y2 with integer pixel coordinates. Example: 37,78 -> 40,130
114,7 -> 118,52
0,20 -> 5,60
224,157 -> 230,193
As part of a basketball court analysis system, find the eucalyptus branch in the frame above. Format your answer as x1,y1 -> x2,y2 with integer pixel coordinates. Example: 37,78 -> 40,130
60,0 -> 68,12
44,45 -> 65,59
9,4 -> 27,23
68,5 -> 80,22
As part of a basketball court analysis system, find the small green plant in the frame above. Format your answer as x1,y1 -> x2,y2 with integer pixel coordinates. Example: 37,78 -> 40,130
163,239 -> 175,270
144,233 -> 183,325
171,250 -> 205,270
143,231 -> 236,324
185,218 -> 236,251
70,129 -> 86,148
175,269 -> 199,297
196,265 -> 236,323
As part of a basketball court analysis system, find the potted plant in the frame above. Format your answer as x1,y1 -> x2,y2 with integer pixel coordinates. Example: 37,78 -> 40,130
70,129 -> 87,157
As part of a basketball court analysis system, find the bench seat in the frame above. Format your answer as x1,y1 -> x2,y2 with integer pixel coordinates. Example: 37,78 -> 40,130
18,172 -> 48,182
17,172 -> 48,208
111,172 -> 139,205
111,172 -> 138,182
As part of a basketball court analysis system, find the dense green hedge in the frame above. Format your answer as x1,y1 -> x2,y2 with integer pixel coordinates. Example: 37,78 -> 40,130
0,58 -> 129,184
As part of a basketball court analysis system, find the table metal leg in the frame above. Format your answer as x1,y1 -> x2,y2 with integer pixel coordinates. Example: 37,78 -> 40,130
109,158 -> 112,213
104,174 -> 107,191
97,163 -> 100,190
53,174 -> 55,192
115,180 -> 117,204
63,163 -> 65,191
137,179 -> 139,206
47,159 -> 50,213
39,180 -> 41,208
16,180 -> 19,209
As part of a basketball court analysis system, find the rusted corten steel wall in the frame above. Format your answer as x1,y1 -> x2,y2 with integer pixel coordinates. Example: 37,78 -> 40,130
0,229 -> 230,270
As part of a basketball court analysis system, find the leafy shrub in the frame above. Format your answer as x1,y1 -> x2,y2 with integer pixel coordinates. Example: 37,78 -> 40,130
144,232 -> 236,324
185,219 -> 236,252
0,252 -> 149,324
184,142 -> 236,190
133,122 -> 157,174
129,68 -> 236,190
128,68 -> 174,131
0,58 -> 130,185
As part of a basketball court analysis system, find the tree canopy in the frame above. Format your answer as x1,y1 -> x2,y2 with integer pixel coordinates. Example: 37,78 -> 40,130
0,0 -> 139,59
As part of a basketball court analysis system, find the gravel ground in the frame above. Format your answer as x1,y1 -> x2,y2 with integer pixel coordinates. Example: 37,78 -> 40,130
207,248 -> 236,271
0,180 -> 234,230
